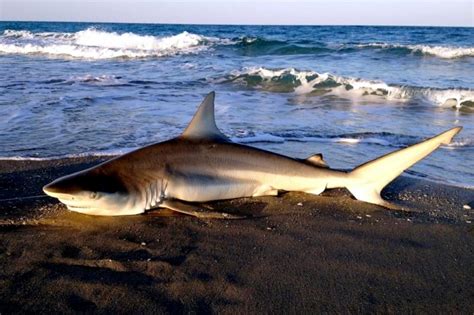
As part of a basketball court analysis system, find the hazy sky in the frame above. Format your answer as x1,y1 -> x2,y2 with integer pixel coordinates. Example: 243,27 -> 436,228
0,0 -> 473,27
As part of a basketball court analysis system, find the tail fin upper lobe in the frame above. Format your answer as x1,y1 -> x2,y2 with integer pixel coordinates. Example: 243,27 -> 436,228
345,127 -> 462,208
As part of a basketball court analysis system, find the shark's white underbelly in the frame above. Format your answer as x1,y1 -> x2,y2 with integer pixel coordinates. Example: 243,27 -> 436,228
163,166 -> 328,202
166,176 -> 269,202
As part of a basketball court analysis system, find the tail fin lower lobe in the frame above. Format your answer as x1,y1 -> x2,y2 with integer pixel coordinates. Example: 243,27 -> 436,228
345,127 -> 462,208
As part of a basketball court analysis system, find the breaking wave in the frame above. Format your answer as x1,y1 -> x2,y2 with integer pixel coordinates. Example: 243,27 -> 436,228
235,37 -> 474,59
234,36 -> 330,55
3,29 -> 473,60
222,67 -> 474,109
230,36 -> 474,59
0,28 -> 220,59
358,43 -> 474,59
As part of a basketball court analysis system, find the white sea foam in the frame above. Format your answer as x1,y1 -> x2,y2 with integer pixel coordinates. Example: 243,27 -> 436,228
3,29 -> 74,40
409,45 -> 474,59
443,138 -> 473,148
74,29 -> 205,51
229,131 -> 473,149
358,42 -> 474,59
67,74 -> 124,85
3,29 -> 35,39
231,134 -> 285,143
0,43 -> 159,59
0,148 -> 134,161
226,67 -> 474,108
0,152 -> 116,161
0,28 -> 217,59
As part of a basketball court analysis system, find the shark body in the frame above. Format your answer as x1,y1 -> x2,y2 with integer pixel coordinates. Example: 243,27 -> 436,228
43,92 -> 462,217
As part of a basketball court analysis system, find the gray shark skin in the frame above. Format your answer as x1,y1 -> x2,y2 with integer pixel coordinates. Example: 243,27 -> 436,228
43,92 -> 462,217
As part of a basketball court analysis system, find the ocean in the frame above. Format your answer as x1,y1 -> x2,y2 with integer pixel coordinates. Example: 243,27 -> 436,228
0,21 -> 472,187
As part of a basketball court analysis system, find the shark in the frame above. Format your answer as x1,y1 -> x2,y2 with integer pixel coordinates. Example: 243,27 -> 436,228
43,92 -> 462,218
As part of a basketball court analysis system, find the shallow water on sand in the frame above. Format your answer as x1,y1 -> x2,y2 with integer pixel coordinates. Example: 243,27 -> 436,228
0,22 -> 473,187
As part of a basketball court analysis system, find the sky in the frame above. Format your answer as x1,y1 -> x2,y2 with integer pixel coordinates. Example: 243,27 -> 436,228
0,0 -> 472,27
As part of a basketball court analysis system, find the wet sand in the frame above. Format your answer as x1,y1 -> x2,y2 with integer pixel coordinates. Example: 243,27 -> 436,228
0,157 -> 473,313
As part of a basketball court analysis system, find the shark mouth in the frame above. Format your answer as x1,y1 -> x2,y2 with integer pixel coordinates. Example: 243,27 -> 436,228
65,204 -> 92,211
56,197 -> 93,211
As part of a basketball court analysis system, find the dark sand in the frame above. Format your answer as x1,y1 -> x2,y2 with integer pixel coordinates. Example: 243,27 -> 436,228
0,157 -> 473,313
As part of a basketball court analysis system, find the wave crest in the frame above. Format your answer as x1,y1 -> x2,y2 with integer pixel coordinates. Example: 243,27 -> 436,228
358,43 -> 474,59
0,28 -> 216,59
233,37 -> 474,59
74,28 -> 205,51
222,67 -> 474,109
3,29 -> 473,60
234,36 -> 329,55
234,38 -> 474,59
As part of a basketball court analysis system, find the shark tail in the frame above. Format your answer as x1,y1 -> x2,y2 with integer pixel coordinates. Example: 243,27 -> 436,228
344,127 -> 462,208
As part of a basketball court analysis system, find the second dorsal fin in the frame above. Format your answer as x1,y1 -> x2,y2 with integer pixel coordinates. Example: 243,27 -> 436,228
302,153 -> 329,168
180,92 -> 230,142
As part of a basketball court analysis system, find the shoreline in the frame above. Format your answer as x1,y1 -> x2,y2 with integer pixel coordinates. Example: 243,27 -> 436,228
0,157 -> 473,312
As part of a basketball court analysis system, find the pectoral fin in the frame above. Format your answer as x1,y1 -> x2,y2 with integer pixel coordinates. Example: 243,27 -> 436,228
159,199 -> 245,219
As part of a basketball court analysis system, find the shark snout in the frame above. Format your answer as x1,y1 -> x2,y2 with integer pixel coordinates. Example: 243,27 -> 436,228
42,177 -> 80,199
43,182 -> 70,199
43,182 -> 60,195
43,181 -> 87,211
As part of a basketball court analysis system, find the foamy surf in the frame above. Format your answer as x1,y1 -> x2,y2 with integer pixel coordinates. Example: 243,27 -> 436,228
3,28 -> 473,60
230,131 -> 472,149
222,67 -> 474,109
0,28 -> 218,59
66,74 -> 124,85
228,36 -> 474,59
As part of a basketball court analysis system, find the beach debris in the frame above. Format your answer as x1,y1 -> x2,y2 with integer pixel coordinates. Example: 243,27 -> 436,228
140,242 -> 147,246
297,202 -> 303,206
365,214 -> 372,218
463,204 -> 471,210
356,215 -> 362,220
466,220 -> 472,224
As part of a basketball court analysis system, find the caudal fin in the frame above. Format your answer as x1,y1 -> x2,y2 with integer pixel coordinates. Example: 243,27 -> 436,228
345,127 -> 462,207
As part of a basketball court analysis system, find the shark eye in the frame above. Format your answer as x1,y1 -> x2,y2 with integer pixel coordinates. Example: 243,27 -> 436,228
90,192 -> 98,199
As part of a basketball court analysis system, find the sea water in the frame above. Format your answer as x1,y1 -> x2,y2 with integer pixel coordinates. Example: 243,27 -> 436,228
0,22 -> 472,187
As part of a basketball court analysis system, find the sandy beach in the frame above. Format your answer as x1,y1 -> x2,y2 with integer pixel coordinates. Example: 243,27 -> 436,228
0,156 -> 473,313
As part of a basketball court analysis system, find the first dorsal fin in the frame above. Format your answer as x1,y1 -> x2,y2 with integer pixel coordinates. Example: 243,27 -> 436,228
181,92 -> 230,142
302,153 -> 329,168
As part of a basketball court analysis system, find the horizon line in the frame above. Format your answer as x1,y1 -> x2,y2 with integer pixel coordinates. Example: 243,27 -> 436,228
0,19 -> 472,28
